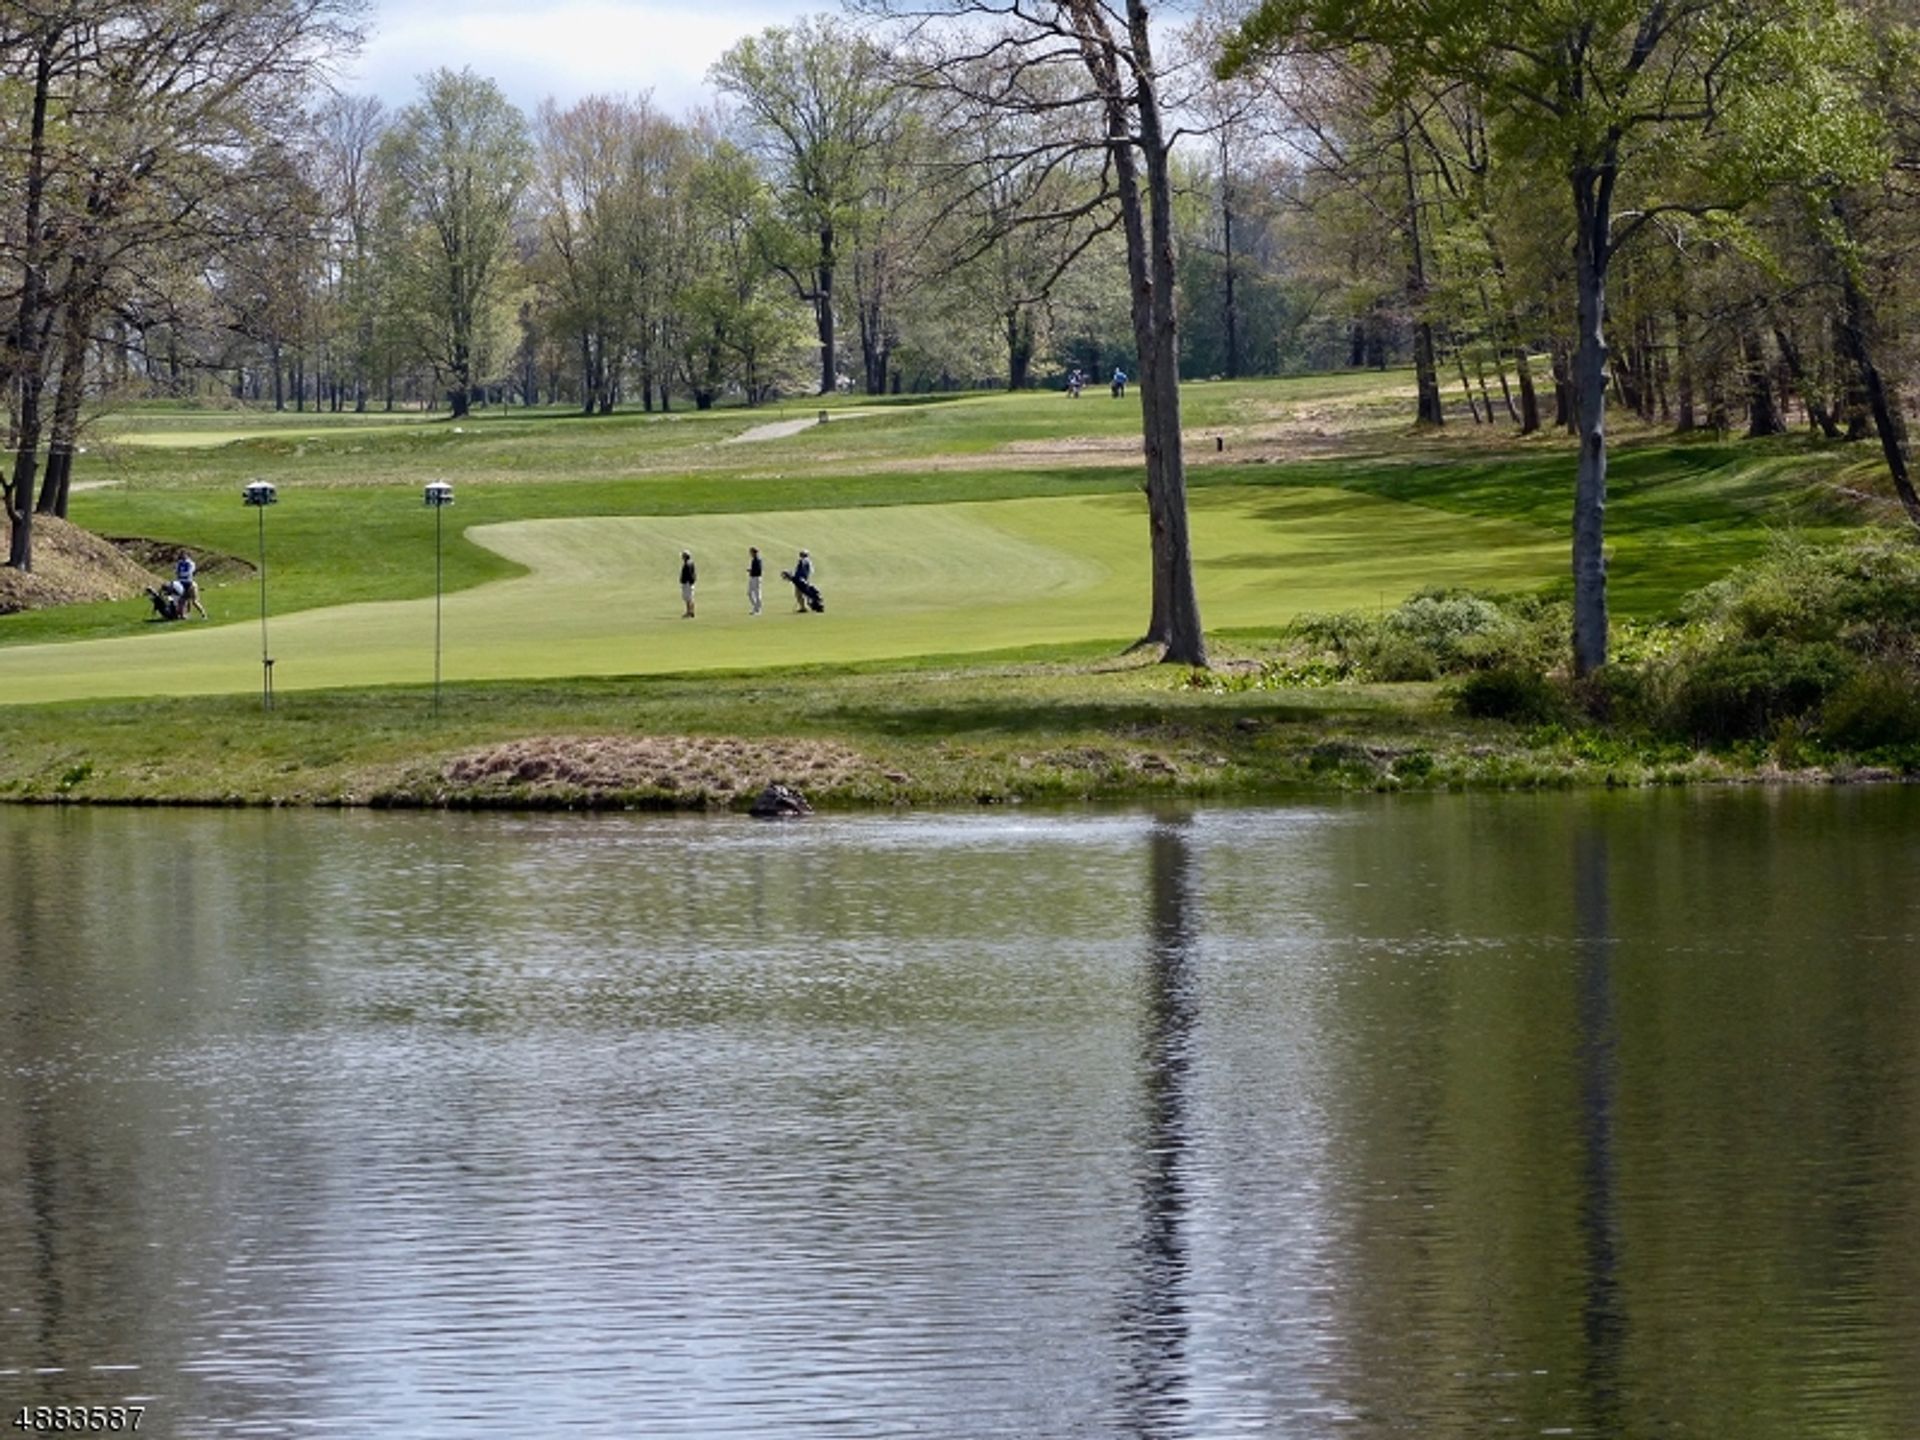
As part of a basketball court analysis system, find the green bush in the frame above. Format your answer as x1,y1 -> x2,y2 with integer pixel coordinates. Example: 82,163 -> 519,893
1381,591 -> 1507,662
1454,666 -> 1567,724
1360,631 -> 1443,681
1821,665 -> 1920,750
1686,534 -> 1920,649
1284,588 -> 1569,683
1567,663 -> 1654,726
1668,639 -> 1857,744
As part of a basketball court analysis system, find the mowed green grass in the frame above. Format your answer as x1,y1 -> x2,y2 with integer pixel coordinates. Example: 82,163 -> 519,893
5,372 -> 1886,713
0,485 -> 1562,703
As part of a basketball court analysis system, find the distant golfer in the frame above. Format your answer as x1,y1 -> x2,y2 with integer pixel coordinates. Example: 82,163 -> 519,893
748,546 -> 763,615
680,550 -> 697,618
174,551 -> 207,619
791,548 -> 813,612
1111,368 -> 1128,399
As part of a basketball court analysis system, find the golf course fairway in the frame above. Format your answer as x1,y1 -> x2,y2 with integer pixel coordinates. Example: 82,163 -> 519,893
0,485 -> 1563,704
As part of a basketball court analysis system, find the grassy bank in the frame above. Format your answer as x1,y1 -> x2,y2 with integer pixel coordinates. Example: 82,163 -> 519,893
0,644 -> 1885,812
6,372 -> 1915,807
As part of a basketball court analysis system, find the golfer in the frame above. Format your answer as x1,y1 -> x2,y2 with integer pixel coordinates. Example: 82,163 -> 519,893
792,548 -> 813,612
174,551 -> 207,619
680,550 -> 697,618
748,546 -> 763,615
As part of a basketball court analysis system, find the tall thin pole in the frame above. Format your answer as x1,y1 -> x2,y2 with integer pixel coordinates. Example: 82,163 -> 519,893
424,482 -> 453,715
257,504 -> 272,711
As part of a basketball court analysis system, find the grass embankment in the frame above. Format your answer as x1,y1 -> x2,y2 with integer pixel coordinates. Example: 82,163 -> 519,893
0,651 -> 1750,810
2,373 -> 1907,807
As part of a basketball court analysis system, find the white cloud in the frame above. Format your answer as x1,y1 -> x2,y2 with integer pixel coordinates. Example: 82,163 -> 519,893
339,0 -> 814,117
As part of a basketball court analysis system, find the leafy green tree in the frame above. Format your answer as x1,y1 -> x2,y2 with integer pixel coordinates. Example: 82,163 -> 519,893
671,133 -> 814,407
711,17 -> 902,396
375,68 -> 532,419
1223,0 -> 1859,674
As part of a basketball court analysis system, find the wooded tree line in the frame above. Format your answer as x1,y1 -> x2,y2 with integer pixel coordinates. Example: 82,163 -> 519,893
8,0 -> 1920,672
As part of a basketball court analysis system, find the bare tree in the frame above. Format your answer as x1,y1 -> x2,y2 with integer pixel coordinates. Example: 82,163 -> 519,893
3,0 -> 363,569
864,0 -> 1208,664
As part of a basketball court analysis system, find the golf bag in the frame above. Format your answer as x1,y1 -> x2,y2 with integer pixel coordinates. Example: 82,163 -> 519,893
782,571 -> 826,612
145,583 -> 186,622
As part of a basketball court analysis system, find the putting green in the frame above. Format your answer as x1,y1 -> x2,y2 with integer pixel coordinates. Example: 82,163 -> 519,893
0,486 -> 1563,703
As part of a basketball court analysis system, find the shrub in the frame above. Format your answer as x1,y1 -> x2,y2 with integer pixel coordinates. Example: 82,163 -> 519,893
1686,534 -> 1920,649
1567,663 -> 1654,727
1821,665 -> 1920,750
1282,610 -> 1372,677
1667,639 -> 1856,744
1454,666 -> 1567,724
1288,589 -> 1569,682
1359,631 -> 1442,681
1381,591 -> 1507,664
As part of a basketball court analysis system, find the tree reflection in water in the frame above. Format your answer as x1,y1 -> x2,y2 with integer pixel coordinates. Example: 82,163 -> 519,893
1574,824 -> 1624,1434
1117,815 -> 1200,1436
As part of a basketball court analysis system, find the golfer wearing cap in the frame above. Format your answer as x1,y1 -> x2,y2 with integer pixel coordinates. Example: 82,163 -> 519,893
748,546 -> 764,615
792,548 -> 812,612
680,550 -> 697,618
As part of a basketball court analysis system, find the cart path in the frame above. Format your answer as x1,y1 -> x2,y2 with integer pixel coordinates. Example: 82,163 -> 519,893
723,411 -> 884,444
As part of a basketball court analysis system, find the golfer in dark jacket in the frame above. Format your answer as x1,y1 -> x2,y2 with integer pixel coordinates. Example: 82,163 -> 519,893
748,546 -> 763,615
680,550 -> 697,617
792,549 -> 813,611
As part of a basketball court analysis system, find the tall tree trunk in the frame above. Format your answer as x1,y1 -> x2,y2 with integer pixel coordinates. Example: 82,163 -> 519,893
448,326 -> 472,418
1514,347 -> 1541,434
1129,0 -> 1205,667
1570,163 -> 1615,677
6,32 -> 57,572
1068,0 -> 1205,666
1705,367 -> 1729,432
1773,324 -> 1840,438
37,283 -> 96,518
1007,308 -> 1034,390
1640,313 -> 1663,421
1839,313 -> 1872,439
1634,318 -> 1657,421
1476,352 -> 1501,424
1742,329 -> 1784,438
1364,308 -> 1388,368
1221,164 -> 1241,379
1551,340 -> 1576,433
1831,199 -> 1920,528
1399,116 -> 1444,426
1453,342 -> 1483,423
816,232 -> 837,395
1673,301 -> 1696,430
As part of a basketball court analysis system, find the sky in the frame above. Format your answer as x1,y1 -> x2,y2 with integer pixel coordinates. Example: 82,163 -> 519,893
335,0 -> 816,118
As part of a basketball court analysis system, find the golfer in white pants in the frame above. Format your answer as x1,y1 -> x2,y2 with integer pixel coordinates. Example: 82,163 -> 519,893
748,546 -> 763,615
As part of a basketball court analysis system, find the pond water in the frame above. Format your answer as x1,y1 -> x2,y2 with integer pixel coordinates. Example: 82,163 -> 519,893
2,791 -> 1919,1438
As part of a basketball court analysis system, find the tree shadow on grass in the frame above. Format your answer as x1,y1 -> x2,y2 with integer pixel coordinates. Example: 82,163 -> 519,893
1213,442 -> 1846,537
818,695 -> 1343,739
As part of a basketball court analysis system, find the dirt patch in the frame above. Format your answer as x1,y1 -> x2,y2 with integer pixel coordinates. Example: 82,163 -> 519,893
436,734 -> 874,805
0,515 -> 169,614
1003,435 -> 1141,458
111,537 -> 253,584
